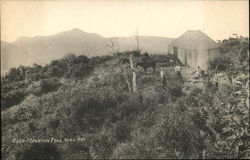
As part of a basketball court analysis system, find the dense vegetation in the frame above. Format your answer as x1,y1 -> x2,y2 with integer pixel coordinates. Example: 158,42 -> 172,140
1,36 -> 249,159
1,54 -> 112,110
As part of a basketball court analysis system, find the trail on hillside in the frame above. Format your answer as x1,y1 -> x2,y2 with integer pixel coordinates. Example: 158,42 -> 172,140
59,61 -> 115,89
92,64 -> 201,92
58,60 -> 203,98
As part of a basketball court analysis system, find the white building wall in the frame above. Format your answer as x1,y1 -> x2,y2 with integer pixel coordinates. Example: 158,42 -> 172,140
177,48 -> 186,65
168,46 -> 174,54
168,46 -> 220,70
186,50 -> 198,68
196,48 -> 209,70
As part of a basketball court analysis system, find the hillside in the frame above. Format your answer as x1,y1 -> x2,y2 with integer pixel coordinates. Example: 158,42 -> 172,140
1,36 -> 249,159
1,28 -> 174,74
1,55 -> 184,159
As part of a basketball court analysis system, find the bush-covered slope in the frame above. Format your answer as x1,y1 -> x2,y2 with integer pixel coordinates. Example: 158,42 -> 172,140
1,55 -> 185,159
1,36 -> 249,159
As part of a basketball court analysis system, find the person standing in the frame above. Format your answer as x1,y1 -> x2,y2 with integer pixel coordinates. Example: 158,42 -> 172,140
192,66 -> 202,79
175,64 -> 182,82
160,69 -> 166,86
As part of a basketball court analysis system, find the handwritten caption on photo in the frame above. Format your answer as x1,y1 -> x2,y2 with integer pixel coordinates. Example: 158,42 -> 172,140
12,137 -> 86,144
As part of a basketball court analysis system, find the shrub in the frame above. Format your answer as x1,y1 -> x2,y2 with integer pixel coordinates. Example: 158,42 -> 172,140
208,56 -> 231,71
90,135 -> 117,159
113,121 -> 131,142
4,67 -> 24,82
154,105 -> 203,159
48,66 -> 62,77
17,143 -> 61,160
112,142 -> 141,159
1,81 -> 26,93
49,119 -> 61,129
90,55 -> 112,65
1,89 -> 26,110
27,78 -> 62,96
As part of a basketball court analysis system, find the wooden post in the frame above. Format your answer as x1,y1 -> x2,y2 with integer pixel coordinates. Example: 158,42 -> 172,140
129,55 -> 137,92
106,38 -> 132,93
115,54 -> 132,93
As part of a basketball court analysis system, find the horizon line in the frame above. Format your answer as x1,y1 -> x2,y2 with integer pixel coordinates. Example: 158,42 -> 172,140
2,28 -> 246,43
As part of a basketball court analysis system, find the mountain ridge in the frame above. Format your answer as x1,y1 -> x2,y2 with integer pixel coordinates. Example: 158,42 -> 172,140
1,28 -> 175,74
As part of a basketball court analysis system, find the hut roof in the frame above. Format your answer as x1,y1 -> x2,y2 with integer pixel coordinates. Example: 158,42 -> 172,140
169,30 -> 219,50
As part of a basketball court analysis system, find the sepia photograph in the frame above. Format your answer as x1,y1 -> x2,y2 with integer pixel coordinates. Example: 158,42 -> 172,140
1,0 -> 249,159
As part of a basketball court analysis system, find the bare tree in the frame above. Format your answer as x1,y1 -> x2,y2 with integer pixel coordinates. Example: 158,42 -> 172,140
129,29 -> 142,92
135,29 -> 140,52
106,38 -> 132,93
106,34 -> 140,93
129,54 -> 137,92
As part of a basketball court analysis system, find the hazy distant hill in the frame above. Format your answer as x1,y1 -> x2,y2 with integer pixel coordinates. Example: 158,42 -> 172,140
1,28 -> 174,74
12,28 -> 108,64
1,41 -> 33,74
117,36 -> 174,53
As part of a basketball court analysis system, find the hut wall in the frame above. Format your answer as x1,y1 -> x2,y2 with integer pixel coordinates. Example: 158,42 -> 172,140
168,46 -> 174,54
186,50 -> 198,68
168,46 -> 220,70
177,48 -> 186,65
196,48 -> 209,70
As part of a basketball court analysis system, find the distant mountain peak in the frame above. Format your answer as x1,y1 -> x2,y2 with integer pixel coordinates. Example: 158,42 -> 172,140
58,28 -> 87,35
71,28 -> 84,32
2,28 -> 174,74
16,36 -> 31,41
56,28 -> 105,39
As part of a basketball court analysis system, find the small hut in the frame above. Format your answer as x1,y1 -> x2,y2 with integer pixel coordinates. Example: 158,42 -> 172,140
168,30 -> 221,70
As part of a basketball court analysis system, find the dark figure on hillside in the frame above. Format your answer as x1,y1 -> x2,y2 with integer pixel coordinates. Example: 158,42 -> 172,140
136,53 -> 156,74
175,64 -> 183,82
136,61 -> 156,74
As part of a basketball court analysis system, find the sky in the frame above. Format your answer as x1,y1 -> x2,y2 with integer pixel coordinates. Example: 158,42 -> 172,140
1,0 -> 249,42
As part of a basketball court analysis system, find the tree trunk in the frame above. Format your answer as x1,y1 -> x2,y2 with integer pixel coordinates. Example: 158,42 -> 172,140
129,55 -> 137,92
119,65 -> 132,93
114,54 -> 132,93
107,39 -> 132,93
